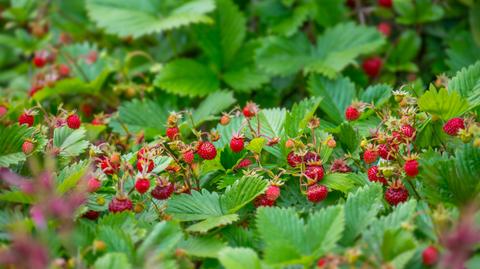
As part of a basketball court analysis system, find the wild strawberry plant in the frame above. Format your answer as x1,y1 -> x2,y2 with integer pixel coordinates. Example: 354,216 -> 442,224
0,0 -> 480,269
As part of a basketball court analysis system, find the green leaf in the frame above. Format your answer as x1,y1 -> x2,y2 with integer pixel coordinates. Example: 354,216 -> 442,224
195,0 -> 245,68
306,205 -> 345,257
0,191 -> 34,204
361,84 -> 392,108
94,252 -> 132,269
322,173 -> 358,193
312,0 -> 347,27
56,160 -> 90,194
285,97 -> 322,138
446,32 -> 480,72
178,236 -> 226,258
191,90 -> 236,126
394,0 -> 444,25
333,122 -> 359,153
449,61 -> 480,108
470,3 -> 480,47
221,175 -> 268,213
137,221 -> 182,259
86,0 -> 215,38
245,137 -> 267,154
0,124 -> 35,167
381,229 -> 416,268
53,126 -> 89,157
386,30 -> 421,72
218,247 -> 262,269
154,59 -> 220,97
418,87 -> 469,120
167,189 -> 223,221
186,214 -> 239,233
308,74 -> 356,124
341,184 -> 383,245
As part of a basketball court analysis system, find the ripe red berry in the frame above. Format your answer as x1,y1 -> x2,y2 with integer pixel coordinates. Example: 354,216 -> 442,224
58,64 -> 70,77
317,258 -> 327,268
83,210 -> 100,220
166,126 -> 179,140
108,197 -> 133,213
307,185 -> 328,203
404,159 -> 419,177
363,149 -> 379,164
67,114 -> 81,129
422,246 -> 439,266
32,53 -> 47,68
100,157 -> 119,175
385,184 -> 409,206
22,140 -> 34,155
401,124 -> 415,139
265,185 -> 281,201
377,22 -> 391,37
151,182 -> 175,200
303,151 -> 320,164
0,105 -> 7,117
242,102 -> 258,118
18,112 -> 35,127
197,142 -> 217,160
305,165 -> 325,181
235,158 -> 252,169
254,194 -> 275,207
345,106 -> 360,121
443,118 -> 465,136
378,0 -> 392,8
135,178 -> 150,194
362,57 -> 383,78
367,166 -> 387,185
230,135 -> 245,152
87,177 -> 101,192
378,144 -> 395,160
182,150 -> 195,164
137,158 -> 154,173
287,151 -> 302,167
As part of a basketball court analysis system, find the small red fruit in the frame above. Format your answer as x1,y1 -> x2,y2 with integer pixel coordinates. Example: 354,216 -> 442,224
378,144 -> 395,160
378,0 -> 392,8
401,124 -> 415,139
307,185 -> 328,203
83,210 -> 100,220
404,159 -> 419,177
151,182 -> 175,200
377,22 -> 391,37
135,178 -> 150,194
58,64 -> 70,77
100,157 -> 119,175
182,150 -> 195,164
32,53 -> 47,68
422,246 -> 439,266
230,135 -> 245,152
317,258 -> 327,268
287,151 -> 302,167
235,158 -> 252,169
265,185 -> 280,201
363,149 -> 378,164
18,111 -> 35,127
367,166 -> 387,185
242,102 -> 258,118
87,177 -> 101,192
254,194 -> 275,207
166,126 -> 179,140
345,106 -> 360,121
305,165 -> 325,181
362,57 -> 383,78
443,118 -> 465,136
137,158 -> 154,173
385,183 -> 409,206
197,142 -> 217,160
303,151 -> 320,164
67,114 -> 81,129
0,105 -> 7,117
22,140 -> 34,155
220,114 -> 231,125
108,197 -> 133,213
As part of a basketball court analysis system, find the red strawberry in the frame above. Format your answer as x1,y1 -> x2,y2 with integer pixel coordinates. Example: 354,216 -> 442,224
330,159 -> 352,173
401,124 -> 415,139
18,111 -> 35,127
378,144 -> 395,160
307,185 -> 328,203
67,114 -> 81,129
137,158 -> 154,173
363,149 -> 378,164
367,166 -> 387,185
135,178 -> 150,194
108,197 -> 133,213
378,0 -> 392,8
305,165 -> 325,181
81,103 -> 93,117
443,118 -> 465,136
197,141 -> 217,160
345,106 -> 360,121
303,151 -> 320,164
385,183 -> 409,206
182,150 -> 195,164
29,85 -> 43,97
317,258 -> 327,268
422,246 -> 439,266
0,105 -> 7,117
242,102 -> 258,118
87,177 -> 101,192
235,158 -> 252,169
137,147 -> 147,159
100,157 -> 119,175
166,126 -> 179,140
32,52 -> 47,68
287,151 -> 302,167
377,22 -> 391,37
254,194 -> 275,207
404,159 -> 419,177
58,64 -> 70,77
362,57 -> 383,78
265,185 -> 280,201
83,210 -> 100,220
230,135 -> 245,152
22,140 -> 34,155
151,182 -> 174,200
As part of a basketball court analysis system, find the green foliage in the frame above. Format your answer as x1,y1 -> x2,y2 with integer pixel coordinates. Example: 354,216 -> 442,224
0,124 -> 35,167
418,87 -> 469,120
285,97 -> 321,137
53,126 -> 89,157
449,61 -> 480,108
218,247 -> 262,269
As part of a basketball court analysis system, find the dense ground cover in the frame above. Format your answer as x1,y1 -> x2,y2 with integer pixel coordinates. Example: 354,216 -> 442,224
0,0 -> 480,268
